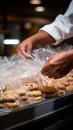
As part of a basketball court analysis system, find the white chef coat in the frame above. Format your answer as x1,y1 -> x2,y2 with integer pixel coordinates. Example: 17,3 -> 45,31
40,0 -> 73,45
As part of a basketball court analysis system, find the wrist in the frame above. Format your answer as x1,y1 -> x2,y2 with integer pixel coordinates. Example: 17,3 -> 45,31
30,31 -> 56,46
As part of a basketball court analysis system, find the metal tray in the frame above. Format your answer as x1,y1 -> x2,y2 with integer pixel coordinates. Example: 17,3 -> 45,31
0,92 -> 73,130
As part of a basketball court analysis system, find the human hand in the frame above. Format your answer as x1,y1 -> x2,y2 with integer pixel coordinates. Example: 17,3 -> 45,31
16,38 -> 33,58
41,50 -> 73,79
16,31 -> 56,58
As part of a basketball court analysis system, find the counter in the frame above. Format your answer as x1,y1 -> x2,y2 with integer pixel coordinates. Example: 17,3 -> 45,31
0,92 -> 73,130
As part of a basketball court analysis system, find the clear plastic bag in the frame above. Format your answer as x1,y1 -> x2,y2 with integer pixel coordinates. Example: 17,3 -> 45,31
0,80 -> 22,110
0,44 -> 73,111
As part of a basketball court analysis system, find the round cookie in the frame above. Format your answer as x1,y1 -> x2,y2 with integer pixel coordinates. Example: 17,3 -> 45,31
0,101 -> 20,108
44,92 -> 58,98
25,83 -> 39,91
27,90 -> 42,97
0,90 -> 18,101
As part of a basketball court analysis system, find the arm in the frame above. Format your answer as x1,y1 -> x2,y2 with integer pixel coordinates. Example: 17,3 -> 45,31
16,0 -> 73,57
40,0 -> 73,45
16,30 -> 56,58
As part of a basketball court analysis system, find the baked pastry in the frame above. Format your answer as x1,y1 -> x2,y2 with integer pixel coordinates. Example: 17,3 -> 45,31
27,90 -> 42,97
25,96 -> 43,104
34,96 -> 42,102
0,90 -> 18,101
65,85 -> 73,92
25,97 -> 34,104
59,77 -> 70,87
16,88 -> 27,96
58,89 -> 65,96
42,82 -> 58,93
44,92 -> 58,98
0,101 -> 20,108
25,83 -> 39,91
21,95 -> 28,101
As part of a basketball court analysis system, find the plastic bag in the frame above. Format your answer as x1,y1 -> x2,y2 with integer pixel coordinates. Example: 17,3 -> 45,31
0,44 -> 73,111
0,79 -> 22,110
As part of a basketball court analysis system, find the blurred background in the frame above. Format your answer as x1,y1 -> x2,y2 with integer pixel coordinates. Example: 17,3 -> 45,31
0,0 -> 71,56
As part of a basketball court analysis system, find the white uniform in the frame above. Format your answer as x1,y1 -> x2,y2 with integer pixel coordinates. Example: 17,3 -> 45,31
40,0 -> 73,45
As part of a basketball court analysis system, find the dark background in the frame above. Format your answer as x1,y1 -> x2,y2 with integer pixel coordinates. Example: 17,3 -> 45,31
0,0 -> 71,56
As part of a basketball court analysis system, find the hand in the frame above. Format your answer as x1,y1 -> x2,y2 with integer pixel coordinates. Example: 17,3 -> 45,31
16,31 -> 56,58
41,50 -> 73,79
16,38 -> 33,58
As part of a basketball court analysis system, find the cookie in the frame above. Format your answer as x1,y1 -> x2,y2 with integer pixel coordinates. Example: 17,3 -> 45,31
65,85 -> 73,92
28,90 -> 42,97
44,92 -> 58,98
42,83 -> 58,93
0,90 -> 18,101
25,83 -> 39,91
34,96 -> 42,101
0,101 -> 20,108
16,88 -> 27,96
21,95 -> 28,101
58,89 -> 65,96
60,78 -> 70,86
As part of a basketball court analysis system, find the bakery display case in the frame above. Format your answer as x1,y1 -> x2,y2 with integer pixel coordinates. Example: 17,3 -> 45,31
0,91 -> 73,130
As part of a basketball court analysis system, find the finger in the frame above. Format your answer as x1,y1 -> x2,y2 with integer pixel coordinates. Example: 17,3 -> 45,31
16,50 -> 24,58
26,45 -> 32,54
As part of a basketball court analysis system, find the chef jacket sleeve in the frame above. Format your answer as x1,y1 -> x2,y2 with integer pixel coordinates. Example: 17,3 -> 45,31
40,0 -> 73,45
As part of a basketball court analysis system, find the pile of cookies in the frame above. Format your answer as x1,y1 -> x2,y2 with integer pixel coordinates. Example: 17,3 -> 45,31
59,70 -> 73,93
41,70 -> 73,99
0,70 -> 73,109
41,78 -> 63,98
16,82 -> 43,104
0,81 -> 43,109
0,89 -> 21,108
